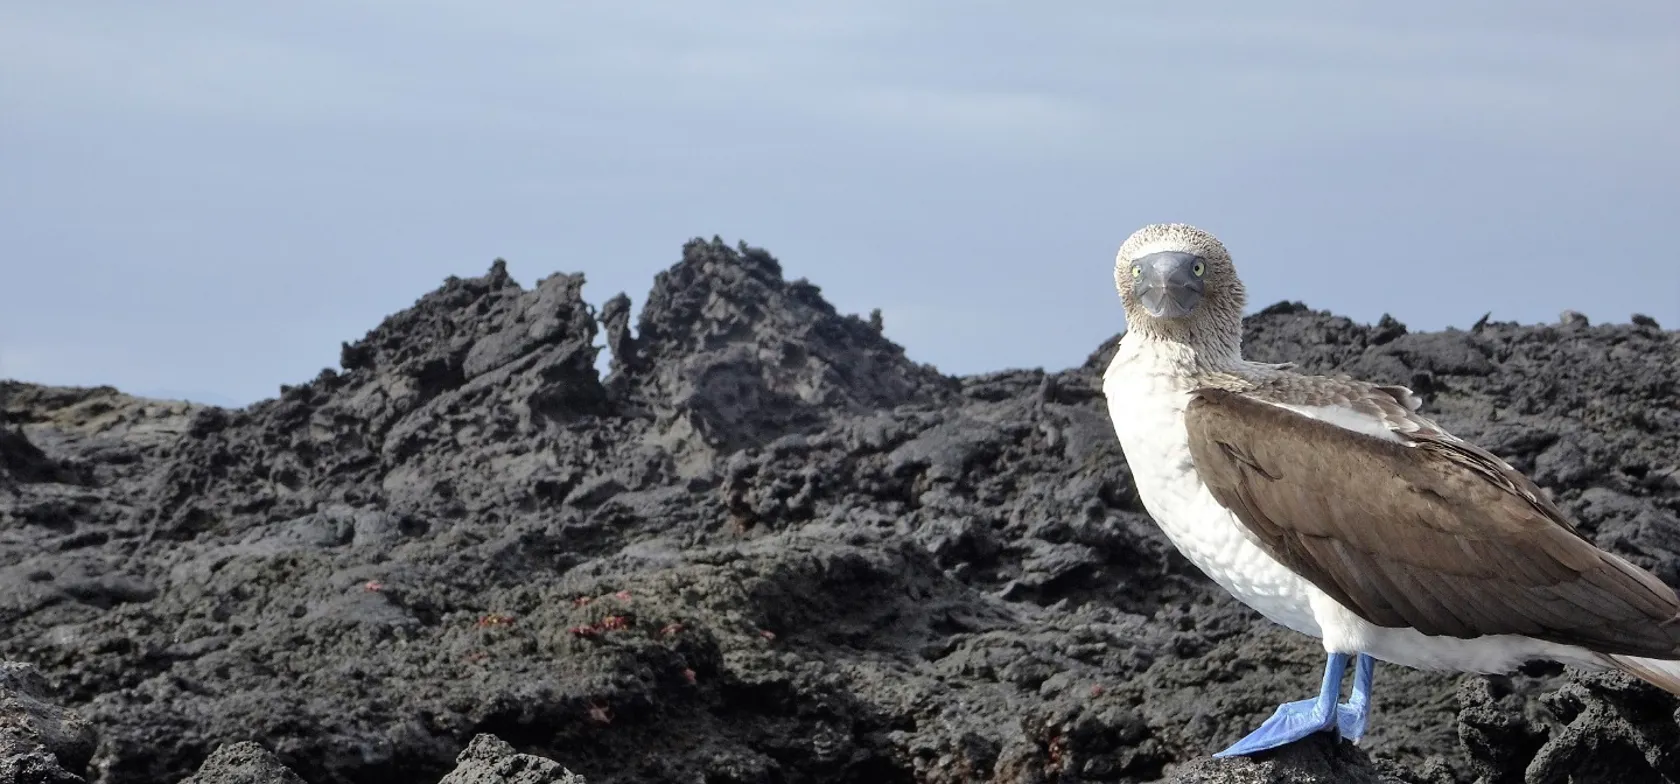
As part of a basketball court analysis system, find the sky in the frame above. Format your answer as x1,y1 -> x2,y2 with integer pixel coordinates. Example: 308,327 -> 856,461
2,2 -> 1677,407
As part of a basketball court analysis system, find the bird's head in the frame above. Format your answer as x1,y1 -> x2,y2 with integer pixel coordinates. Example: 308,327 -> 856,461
1113,223 -> 1246,345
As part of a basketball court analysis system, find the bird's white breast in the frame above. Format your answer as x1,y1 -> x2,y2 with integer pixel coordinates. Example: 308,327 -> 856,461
1102,336 -> 1322,638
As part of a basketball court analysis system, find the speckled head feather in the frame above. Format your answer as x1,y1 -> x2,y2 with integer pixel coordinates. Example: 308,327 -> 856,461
1113,223 -> 1247,358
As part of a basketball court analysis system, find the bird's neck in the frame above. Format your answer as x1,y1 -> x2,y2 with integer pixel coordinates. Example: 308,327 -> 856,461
1123,316 -> 1245,376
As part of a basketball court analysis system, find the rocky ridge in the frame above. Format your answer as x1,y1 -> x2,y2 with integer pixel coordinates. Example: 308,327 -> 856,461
0,237 -> 1676,783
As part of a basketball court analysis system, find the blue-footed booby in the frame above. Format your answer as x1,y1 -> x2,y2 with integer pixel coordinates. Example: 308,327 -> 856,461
1101,223 -> 1680,757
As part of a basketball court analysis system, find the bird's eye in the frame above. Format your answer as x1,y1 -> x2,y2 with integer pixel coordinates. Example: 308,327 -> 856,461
1192,261 -> 1206,277
1131,265 -> 1142,278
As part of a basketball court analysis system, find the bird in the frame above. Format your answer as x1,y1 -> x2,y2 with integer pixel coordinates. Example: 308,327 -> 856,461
1100,222 -> 1680,758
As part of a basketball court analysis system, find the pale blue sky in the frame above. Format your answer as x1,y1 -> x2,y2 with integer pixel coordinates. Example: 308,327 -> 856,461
2,2 -> 1677,407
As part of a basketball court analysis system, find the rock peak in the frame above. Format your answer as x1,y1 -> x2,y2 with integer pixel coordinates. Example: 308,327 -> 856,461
614,237 -> 955,455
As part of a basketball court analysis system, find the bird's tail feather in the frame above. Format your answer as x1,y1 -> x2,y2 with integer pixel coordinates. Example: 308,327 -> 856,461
1605,654 -> 1680,695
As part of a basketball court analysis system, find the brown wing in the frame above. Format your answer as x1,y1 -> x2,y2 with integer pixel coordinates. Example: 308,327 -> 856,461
1185,387 -> 1680,657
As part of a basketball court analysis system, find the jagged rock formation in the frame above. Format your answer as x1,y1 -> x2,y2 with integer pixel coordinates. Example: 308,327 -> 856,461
177,743 -> 305,784
1,237 -> 1677,784
435,734 -> 585,784
611,239 -> 956,461
0,662 -> 95,783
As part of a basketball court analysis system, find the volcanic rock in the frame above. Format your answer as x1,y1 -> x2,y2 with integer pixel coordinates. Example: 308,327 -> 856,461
436,734 -> 585,784
0,239 -> 1677,784
177,742 -> 305,784
0,662 -> 94,783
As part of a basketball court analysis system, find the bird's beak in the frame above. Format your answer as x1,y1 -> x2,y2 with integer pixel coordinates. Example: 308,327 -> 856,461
1133,251 -> 1206,319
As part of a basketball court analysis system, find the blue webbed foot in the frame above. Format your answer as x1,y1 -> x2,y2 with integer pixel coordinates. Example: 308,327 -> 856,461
1336,652 -> 1376,742
1333,701 -> 1367,742
1213,652 -> 1378,757
1213,695 -> 1338,757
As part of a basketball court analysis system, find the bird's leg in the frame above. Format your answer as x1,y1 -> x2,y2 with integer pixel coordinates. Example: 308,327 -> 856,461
1213,652 -> 1349,757
1335,653 -> 1376,742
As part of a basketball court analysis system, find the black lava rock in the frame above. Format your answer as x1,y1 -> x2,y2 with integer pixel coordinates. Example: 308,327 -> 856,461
1,242 -> 1676,784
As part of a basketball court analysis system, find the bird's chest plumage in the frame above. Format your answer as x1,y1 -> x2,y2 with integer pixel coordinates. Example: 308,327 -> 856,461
1102,341 -> 1321,637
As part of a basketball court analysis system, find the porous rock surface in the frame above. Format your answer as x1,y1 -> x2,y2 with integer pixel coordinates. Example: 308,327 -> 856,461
0,662 -> 95,783
1,237 -> 1677,784
176,742 -> 305,784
